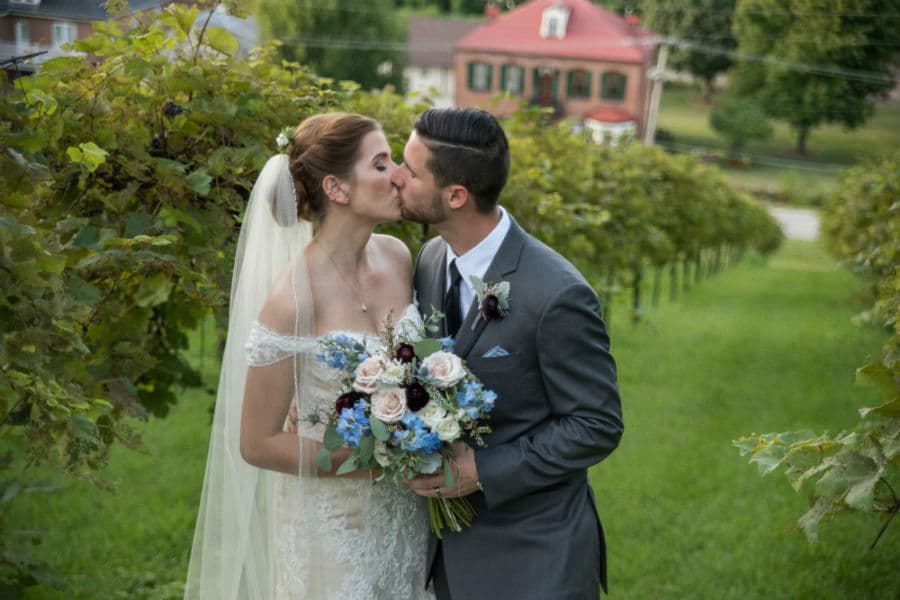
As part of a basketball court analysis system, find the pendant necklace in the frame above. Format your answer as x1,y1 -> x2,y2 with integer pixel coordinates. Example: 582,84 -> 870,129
324,250 -> 369,313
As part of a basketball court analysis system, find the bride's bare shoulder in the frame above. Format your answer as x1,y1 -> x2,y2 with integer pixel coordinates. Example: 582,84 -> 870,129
256,261 -> 309,334
372,233 -> 412,273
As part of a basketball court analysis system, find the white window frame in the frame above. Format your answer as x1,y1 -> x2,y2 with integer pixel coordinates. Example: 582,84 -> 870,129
472,62 -> 491,91
502,65 -> 523,94
15,20 -> 31,48
540,6 -> 570,39
53,21 -> 77,47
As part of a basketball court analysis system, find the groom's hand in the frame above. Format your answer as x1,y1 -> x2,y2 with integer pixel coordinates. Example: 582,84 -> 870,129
405,441 -> 480,498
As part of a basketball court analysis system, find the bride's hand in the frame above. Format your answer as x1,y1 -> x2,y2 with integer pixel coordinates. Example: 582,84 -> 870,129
284,402 -> 299,434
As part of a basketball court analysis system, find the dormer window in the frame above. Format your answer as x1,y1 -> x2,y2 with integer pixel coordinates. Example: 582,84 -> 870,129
540,4 -> 571,39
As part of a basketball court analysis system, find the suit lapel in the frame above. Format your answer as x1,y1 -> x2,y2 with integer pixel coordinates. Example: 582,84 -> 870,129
454,219 -> 527,359
420,241 -> 448,338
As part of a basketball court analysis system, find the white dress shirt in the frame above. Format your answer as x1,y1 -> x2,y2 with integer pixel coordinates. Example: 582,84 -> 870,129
445,207 -> 511,321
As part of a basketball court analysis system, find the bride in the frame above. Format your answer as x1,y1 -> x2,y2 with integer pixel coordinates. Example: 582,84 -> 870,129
184,113 -> 432,599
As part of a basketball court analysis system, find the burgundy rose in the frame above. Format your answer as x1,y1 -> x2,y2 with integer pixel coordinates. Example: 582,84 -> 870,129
482,294 -> 503,320
405,381 -> 430,412
395,343 -> 416,364
335,391 -> 364,414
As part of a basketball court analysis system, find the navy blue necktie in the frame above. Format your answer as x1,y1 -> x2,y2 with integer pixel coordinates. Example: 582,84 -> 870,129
444,259 -> 462,337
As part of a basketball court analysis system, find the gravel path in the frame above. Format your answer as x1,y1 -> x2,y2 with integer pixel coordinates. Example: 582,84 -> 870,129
768,206 -> 821,240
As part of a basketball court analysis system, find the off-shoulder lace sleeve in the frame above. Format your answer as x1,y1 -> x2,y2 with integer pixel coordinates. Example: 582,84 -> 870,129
245,320 -> 318,366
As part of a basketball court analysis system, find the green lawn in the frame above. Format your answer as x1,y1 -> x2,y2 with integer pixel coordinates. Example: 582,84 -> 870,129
593,240 -> 897,598
8,239 -> 899,598
656,83 -> 900,200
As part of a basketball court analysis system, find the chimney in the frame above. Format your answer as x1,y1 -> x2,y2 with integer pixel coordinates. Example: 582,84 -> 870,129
624,12 -> 640,30
485,2 -> 500,22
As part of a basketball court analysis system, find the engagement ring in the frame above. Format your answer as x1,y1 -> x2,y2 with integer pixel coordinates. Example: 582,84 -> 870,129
434,486 -> 442,498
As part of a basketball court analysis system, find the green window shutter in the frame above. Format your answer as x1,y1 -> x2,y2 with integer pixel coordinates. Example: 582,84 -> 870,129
468,62 -> 475,90
566,71 -> 573,96
584,71 -> 593,97
501,65 -> 508,91
552,70 -> 559,101
486,64 -> 493,91
601,72 -> 626,100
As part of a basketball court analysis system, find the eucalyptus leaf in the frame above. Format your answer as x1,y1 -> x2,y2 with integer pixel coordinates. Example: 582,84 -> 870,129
335,455 -> 359,476
358,435 -> 374,466
370,417 -> 390,442
414,338 -> 442,359
323,426 -> 344,452
442,458 -> 455,489
316,448 -> 333,473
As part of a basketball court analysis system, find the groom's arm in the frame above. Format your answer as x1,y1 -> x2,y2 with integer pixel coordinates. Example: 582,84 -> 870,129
474,280 -> 623,509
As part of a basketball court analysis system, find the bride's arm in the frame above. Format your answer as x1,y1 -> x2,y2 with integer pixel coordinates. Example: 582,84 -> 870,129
239,267 -> 372,479
240,359 -> 372,478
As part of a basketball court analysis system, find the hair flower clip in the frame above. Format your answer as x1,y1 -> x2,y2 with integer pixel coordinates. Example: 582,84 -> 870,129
470,276 -> 510,330
276,126 -> 295,153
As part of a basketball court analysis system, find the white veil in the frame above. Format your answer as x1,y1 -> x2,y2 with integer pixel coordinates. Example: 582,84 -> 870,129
184,153 -> 313,599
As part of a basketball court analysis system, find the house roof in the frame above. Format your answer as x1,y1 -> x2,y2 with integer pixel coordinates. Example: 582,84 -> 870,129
0,0 -> 170,21
585,105 -> 636,123
408,15 -> 480,69
455,0 -> 656,64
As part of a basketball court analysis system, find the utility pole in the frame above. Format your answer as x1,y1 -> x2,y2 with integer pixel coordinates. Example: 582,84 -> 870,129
643,40 -> 669,146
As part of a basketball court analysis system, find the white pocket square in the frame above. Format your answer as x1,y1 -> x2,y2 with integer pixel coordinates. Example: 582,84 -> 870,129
482,345 -> 510,358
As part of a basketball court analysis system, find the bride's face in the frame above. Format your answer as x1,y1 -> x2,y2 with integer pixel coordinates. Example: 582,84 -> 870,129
346,130 -> 401,223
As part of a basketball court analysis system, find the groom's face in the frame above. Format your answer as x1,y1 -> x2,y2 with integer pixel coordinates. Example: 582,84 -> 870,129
392,131 -> 447,225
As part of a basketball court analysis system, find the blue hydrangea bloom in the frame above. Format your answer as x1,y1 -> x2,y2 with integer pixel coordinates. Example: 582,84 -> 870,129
439,336 -> 456,353
393,412 -> 442,454
317,334 -> 367,372
456,380 -> 494,418
336,400 -> 370,447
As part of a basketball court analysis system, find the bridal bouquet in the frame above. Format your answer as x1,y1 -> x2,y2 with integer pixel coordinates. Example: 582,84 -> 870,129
313,313 -> 494,537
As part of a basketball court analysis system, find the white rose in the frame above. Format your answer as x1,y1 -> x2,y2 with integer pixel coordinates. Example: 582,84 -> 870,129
417,400 -> 447,429
353,356 -> 384,393
380,360 -> 407,386
370,387 -> 407,423
434,416 -> 462,442
422,351 -> 466,388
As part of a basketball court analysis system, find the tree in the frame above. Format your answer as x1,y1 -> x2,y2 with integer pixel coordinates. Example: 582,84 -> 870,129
640,0 -> 737,102
709,95 -> 773,158
730,0 -> 900,154
256,0 -> 407,92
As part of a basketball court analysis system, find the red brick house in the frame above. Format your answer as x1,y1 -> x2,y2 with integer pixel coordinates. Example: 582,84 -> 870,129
0,0 -> 175,79
454,0 -> 657,142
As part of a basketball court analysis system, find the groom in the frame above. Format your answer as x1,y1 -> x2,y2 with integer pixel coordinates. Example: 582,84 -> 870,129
393,107 -> 623,599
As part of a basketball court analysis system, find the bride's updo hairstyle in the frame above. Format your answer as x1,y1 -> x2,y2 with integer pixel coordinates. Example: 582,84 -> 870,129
287,112 -> 381,222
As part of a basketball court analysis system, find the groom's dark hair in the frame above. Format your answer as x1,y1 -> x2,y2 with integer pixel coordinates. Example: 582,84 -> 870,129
414,108 -> 510,213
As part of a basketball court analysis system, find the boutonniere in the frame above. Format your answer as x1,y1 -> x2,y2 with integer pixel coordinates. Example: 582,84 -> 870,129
470,276 -> 510,330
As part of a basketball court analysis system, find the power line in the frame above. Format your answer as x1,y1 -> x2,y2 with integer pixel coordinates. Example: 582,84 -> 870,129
655,141 -> 847,174
659,36 -> 897,84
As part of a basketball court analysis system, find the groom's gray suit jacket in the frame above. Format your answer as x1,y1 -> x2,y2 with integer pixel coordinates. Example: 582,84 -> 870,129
414,216 -> 623,600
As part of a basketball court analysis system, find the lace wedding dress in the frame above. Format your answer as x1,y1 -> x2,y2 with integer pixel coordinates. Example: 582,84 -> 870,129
244,304 -> 434,600
184,154 -> 432,599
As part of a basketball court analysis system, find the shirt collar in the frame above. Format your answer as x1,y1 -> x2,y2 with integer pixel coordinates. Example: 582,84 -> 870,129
446,206 -> 511,289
